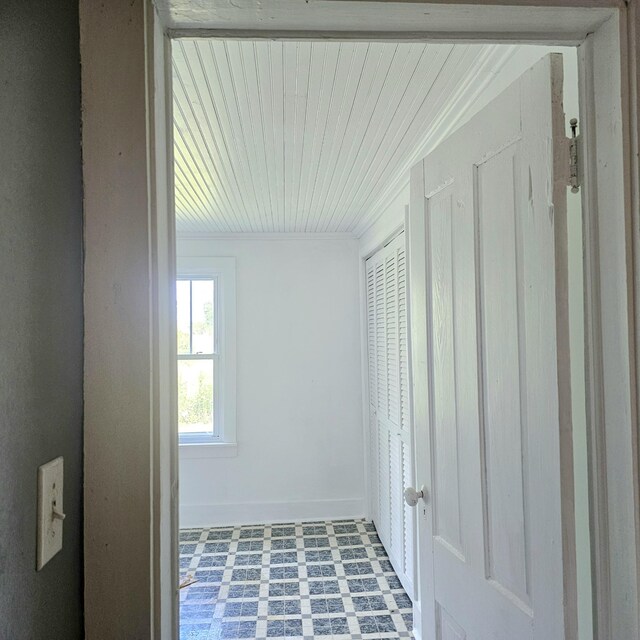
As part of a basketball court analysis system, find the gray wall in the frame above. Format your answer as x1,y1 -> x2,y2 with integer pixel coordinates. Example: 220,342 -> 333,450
0,1 -> 83,638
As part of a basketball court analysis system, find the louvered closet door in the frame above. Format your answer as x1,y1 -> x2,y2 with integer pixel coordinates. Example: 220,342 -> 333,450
365,232 -> 415,600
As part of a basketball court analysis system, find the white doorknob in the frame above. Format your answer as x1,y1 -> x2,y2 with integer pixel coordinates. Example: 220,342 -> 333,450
404,486 -> 428,507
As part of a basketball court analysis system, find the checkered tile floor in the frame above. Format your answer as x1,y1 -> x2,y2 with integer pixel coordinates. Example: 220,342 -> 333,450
179,519 -> 414,639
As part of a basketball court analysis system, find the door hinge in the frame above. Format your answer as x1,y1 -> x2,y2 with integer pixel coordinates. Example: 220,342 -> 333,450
569,118 -> 580,193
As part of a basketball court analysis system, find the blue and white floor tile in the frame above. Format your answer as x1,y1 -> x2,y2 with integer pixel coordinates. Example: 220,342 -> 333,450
179,519 -> 414,640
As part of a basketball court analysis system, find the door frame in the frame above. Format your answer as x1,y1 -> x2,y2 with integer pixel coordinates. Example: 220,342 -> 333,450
80,1 -> 639,638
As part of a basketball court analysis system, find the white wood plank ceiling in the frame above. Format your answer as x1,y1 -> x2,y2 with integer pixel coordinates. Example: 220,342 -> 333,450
172,40 -> 512,235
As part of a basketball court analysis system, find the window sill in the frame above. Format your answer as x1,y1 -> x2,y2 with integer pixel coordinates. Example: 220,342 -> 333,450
179,442 -> 238,459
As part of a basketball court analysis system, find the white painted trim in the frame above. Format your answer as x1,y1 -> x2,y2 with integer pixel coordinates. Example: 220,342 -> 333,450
82,2 -> 177,638
180,499 -> 366,529
403,203 -> 420,609
357,177 -> 411,241
176,256 -> 237,448
148,10 -> 179,639
629,2 -> 640,625
168,28 -> 597,42
358,253 -> 373,522
578,12 -> 640,639
178,443 -> 238,459
81,3 -> 640,639
158,1 -> 616,41
412,601 -> 423,640
359,223 -> 405,262
408,157 -> 436,637
176,232 -> 357,242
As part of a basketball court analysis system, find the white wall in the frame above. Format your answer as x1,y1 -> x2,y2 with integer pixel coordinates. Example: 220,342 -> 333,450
178,236 -> 365,527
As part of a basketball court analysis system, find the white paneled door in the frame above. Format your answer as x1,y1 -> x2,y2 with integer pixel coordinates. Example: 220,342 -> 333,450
408,54 -> 576,639
365,232 -> 415,600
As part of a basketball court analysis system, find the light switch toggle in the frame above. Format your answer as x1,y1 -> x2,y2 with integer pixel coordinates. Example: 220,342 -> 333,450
52,505 -> 66,521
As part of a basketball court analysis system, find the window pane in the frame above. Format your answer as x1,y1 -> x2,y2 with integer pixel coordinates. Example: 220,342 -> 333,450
191,279 -> 214,354
178,359 -> 214,436
177,280 -> 191,355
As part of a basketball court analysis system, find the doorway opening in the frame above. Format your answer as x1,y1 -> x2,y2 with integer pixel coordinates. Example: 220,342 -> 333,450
171,38 -> 592,640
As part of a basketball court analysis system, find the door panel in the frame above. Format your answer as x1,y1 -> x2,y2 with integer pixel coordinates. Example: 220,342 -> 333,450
429,186 -> 464,559
409,54 -> 575,640
476,144 -> 530,608
437,604 -> 467,640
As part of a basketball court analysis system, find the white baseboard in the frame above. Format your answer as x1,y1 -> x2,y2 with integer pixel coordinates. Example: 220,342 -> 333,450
180,498 -> 366,528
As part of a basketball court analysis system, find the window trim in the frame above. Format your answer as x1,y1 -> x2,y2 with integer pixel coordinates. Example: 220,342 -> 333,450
176,256 -> 236,449
177,276 -> 218,443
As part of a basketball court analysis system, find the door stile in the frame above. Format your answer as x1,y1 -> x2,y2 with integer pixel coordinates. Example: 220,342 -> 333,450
408,160 -> 436,639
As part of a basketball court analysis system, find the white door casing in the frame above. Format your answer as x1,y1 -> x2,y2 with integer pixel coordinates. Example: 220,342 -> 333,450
365,232 -> 416,600
409,53 -> 576,639
81,1 -> 638,635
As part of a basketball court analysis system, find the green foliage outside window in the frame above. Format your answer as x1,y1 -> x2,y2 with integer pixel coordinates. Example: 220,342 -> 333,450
177,280 -> 215,433
178,329 -> 190,353
178,362 -> 214,427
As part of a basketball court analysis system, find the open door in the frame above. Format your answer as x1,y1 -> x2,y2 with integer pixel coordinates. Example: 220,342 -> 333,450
407,53 -> 576,639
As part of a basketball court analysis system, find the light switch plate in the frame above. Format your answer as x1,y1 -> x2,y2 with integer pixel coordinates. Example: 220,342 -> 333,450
37,456 -> 64,570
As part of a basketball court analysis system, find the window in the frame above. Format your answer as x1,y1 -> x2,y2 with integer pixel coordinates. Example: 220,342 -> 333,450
177,257 -> 236,456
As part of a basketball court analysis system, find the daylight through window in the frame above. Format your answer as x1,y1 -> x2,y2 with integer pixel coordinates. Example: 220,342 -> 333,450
177,278 -> 216,440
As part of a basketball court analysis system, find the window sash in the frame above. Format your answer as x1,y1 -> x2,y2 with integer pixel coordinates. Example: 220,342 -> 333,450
177,256 -> 236,449
177,276 -> 219,356
177,276 -> 219,442
177,353 -> 220,442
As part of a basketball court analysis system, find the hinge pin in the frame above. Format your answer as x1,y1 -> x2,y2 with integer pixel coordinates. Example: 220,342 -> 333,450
569,118 -> 580,193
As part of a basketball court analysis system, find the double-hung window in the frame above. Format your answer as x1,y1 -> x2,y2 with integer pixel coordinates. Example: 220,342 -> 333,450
177,257 -> 236,456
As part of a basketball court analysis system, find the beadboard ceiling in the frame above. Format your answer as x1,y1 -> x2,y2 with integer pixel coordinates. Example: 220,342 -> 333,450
173,40 -> 511,235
